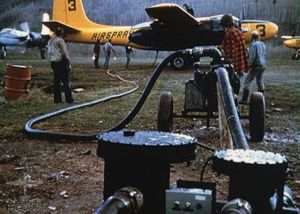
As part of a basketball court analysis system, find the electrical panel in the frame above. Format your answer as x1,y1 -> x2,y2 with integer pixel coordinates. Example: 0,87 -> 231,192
166,188 -> 212,214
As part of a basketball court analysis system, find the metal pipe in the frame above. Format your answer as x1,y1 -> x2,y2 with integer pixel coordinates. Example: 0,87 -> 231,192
220,198 -> 252,214
24,81 -> 139,141
95,187 -> 143,214
191,47 -> 222,64
215,67 -> 249,149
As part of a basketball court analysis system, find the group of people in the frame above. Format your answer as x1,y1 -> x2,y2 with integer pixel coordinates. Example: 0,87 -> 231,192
220,14 -> 266,104
47,14 -> 266,105
93,39 -> 133,69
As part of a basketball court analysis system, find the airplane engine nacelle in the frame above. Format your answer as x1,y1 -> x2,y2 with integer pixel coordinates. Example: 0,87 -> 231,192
241,20 -> 278,43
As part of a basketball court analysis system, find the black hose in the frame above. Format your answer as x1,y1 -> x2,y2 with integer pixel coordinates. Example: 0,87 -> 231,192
200,156 -> 213,183
108,52 -> 175,131
196,142 -> 216,152
24,52 -> 179,141
215,67 -> 249,149
24,82 -> 139,141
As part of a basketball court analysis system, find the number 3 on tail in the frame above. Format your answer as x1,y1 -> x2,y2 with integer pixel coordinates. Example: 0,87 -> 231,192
256,24 -> 266,37
68,0 -> 76,11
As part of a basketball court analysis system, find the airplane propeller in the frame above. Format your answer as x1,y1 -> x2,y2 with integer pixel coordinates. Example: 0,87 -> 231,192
0,13 -> 50,59
18,22 -> 45,42
19,22 -> 30,33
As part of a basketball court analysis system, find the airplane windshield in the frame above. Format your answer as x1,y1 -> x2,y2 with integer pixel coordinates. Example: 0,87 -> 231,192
0,28 -> 12,33
0,29 -> 29,38
132,22 -> 152,30
210,14 -> 240,30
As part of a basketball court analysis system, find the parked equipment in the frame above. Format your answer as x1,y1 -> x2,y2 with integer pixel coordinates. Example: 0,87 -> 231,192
157,48 -> 265,142
97,130 -> 196,214
95,186 -> 143,214
97,148 -> 299,214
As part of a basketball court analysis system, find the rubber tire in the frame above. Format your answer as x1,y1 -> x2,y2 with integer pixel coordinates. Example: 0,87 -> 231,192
249,92 -> 265,142
170,54 -> 187,70
292,53 -> 300,60
157,91 -> 173,132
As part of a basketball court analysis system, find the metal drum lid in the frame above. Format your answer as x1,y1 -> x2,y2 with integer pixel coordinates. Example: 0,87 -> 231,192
212,149 -> 288,176
97,130 -> 196,163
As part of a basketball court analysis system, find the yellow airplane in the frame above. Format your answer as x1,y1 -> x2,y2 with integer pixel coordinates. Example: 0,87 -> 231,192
281,34 -> 300,60
44,0 -> 278,69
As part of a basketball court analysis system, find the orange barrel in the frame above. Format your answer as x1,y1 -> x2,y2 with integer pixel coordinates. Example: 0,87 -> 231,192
5,64 -> 31,101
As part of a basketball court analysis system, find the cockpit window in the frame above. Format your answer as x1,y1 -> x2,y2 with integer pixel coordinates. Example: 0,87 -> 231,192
0,28 -> 12,33
210,14 -> 240,30
132,22 -> 152,30
199,21 -> 212,31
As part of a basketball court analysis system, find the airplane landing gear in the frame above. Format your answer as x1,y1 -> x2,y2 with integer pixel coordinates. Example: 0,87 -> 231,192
39,48 -> 47,59
152,50 -> 159,66
292,52 -> 300,60
0,47 -> 7,59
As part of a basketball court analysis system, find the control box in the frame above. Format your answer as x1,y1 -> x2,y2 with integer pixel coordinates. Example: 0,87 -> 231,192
166,188 -> 213,214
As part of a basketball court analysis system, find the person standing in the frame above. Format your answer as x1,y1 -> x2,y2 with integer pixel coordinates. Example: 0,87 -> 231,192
125,45 -> 133,69
220,14 -> 248,95
47,27 -> 74,104
93,39 -> 101,68
240,31 -> 266,104
103,39 -> 116,69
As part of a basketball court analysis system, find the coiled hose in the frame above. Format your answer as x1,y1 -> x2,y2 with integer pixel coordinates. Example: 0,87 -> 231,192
24,52 -> 178,141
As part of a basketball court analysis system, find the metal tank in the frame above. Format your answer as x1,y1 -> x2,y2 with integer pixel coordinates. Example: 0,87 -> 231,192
97,130 -> 196,214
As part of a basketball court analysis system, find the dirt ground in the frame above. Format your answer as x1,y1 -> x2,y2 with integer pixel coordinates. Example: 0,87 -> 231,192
0,58 -> 299,213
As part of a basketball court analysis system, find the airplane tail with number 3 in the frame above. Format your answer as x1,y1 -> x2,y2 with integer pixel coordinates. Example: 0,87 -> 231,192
43,0 -> 133,46
52,0 -> 109,30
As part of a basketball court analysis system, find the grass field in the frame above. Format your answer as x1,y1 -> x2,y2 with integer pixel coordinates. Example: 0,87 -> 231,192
0,55 -> 202,145
0,55 -> 299,141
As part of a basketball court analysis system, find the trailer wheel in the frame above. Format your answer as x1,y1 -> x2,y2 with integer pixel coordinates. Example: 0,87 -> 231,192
249,92 -> 265,142
157,91 -> 173,132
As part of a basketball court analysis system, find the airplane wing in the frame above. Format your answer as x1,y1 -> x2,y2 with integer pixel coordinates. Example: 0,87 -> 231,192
281,35 -> 293,40
43,21 -> 80,34
145,3 -> 199,30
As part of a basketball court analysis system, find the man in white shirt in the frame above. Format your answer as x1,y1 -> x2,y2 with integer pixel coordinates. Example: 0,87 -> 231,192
47,27 -> 74,104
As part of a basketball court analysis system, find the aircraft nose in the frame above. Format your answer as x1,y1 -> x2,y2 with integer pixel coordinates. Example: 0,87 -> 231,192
269,22 -> 278,38
129,31 -> 142,44
284,39 -> 293,48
